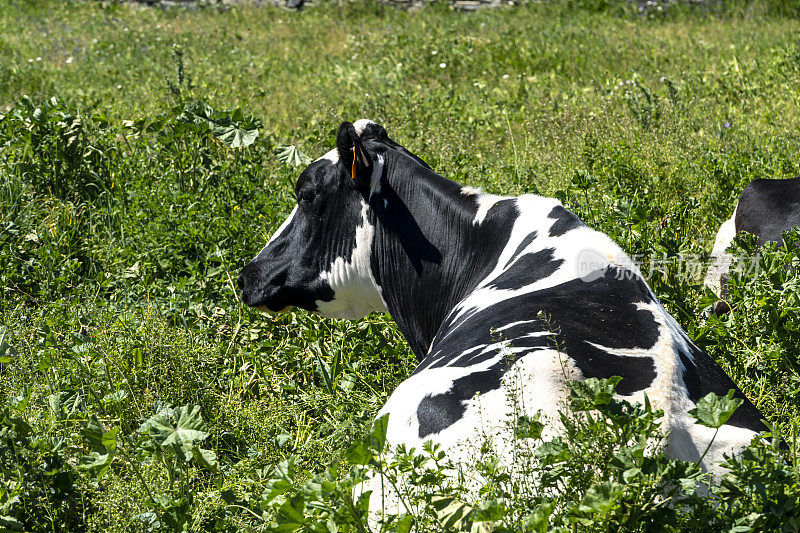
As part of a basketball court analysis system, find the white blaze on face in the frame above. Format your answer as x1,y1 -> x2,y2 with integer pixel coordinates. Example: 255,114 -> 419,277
353,118 -> 376,136
315,201 -> 388,319
255,205 -> 298,258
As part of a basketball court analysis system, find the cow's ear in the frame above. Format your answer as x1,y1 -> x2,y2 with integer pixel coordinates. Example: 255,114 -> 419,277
359,122 -> 389,141
336,122 -> 371,188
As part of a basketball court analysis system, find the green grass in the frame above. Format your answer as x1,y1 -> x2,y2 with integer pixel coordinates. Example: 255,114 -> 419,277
1,0 -> 800,530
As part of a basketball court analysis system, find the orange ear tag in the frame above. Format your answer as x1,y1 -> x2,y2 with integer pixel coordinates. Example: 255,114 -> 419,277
351,146 -> 357,180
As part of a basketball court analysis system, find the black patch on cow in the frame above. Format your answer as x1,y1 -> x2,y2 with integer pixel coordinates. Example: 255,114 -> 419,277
678,343 -> 766,433
417,366 -> 504,438
505,232 -> 538,268
375,183 -> 442,276
451,344 -> 506,367
421,268 -> 659,398
372,170 -> 519,359
548,205 -> 585,237
736,177 -> 800,248
490,248 -> 564,291
414,268 -> 664,436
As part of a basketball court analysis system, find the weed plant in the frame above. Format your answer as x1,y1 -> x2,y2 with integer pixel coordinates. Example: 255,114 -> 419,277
0,0 -> 799,530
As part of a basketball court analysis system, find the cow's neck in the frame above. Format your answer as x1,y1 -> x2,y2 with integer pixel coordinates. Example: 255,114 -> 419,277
371,162 -> 514,361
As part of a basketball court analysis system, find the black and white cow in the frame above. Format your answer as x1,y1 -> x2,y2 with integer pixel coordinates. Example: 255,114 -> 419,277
239,120 -> 765,508
704,177 -> 800,313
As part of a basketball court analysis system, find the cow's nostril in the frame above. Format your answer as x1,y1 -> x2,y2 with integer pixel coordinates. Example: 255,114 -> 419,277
270,270 -> 288,287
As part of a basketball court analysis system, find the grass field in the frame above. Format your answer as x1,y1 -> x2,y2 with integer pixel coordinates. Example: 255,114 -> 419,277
1,0 -> 800,530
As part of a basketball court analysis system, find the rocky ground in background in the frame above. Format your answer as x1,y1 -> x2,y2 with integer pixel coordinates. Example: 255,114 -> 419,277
121,0 -> 514,10
118,0 -> 693,12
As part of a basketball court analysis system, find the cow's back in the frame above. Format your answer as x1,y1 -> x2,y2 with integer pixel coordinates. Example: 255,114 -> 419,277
377,193 -> 765,481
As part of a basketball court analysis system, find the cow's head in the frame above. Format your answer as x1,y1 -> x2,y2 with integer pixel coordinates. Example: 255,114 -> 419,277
238,119 -> 421,319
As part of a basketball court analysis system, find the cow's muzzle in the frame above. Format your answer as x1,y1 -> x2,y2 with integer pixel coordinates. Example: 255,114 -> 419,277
238,260 -> 290,311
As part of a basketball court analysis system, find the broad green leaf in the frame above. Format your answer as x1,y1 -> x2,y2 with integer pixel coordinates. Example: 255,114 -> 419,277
79,417 -> 119,479
472,499 -> 505,521
130,347 -> 143,368
103,390 -> 128,405
346,414 -> 389,464
274,144 -> 312,167
394,514 -> 414,533
262,458 -> 296,504
0,495 -> 20,515
78,420 -> 101,446
177,101 -> 216,130
514,413 -> 544,440
213,123 -> 259,148
143,405 -> 209,448
534,437 -> 571,466
273,458 -> 296,481
371,413 -> 390,451
8,389 -> 29,413
522,503 -> 555,533
569,376 -> 622,411
578,482 -> 624,515
688,390 -> 743,429
272,493 -> 305,532
0,328 -> 17,364
48,391 -> 83,420
345,439 -> 372,465
3,416 -> 32,437
0,515 -> 24,532
192,447 -> 218,471
138,404 -> 173,434
432,496 -> 474,529
177,100 -> 260,148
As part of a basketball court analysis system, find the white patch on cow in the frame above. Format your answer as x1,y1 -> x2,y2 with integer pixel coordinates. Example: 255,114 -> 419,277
255,205 -> 298,259
492,319 -> 537,332
383,348 -> 573,455
316,201 -> 388,319
632,300 -> 758,476
663,335 -> 758,475
368,154 -> 384,198
361,344 -> 581,518
460,186 -> 482,196
674,413 -> 757,475
447,195 -> 642,328
472,192 -> 508,225
353,118 -> 376,136
703,208 -> 738,298
316,148 -> 340,164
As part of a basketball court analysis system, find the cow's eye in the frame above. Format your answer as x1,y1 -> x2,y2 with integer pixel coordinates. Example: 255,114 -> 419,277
297,190 -> 315,206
